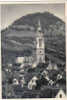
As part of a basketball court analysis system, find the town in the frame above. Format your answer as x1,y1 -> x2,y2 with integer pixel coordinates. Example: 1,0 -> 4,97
2,20 -> 66,98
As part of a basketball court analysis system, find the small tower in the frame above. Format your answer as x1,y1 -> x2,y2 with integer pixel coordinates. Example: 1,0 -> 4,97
36,20 -> 45,64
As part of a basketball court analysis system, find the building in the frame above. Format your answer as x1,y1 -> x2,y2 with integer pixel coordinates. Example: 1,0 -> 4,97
54,64 -> 58,70
16,56 -> 33,65
20,77 -> 25,87
15,20 -> 45,68
24,56 -> 33,65
46,61 -> 53,70
36,20 -> 45,64
15,57 -> 24,64
13,78 -> 19,85
28,76 -> 38,90
32,62 -> 38,68
46,61 -> 58,71
57,74 -> 62,80
55,89 -> 66,98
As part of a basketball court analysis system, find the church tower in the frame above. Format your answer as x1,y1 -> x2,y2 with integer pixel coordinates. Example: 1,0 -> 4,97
36,20 -> 45,64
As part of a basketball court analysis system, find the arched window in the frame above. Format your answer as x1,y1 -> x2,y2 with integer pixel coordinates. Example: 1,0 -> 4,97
60,94 -> 62,98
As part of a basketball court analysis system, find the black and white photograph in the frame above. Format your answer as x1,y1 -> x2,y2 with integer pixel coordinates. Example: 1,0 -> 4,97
0,2 -> 66,98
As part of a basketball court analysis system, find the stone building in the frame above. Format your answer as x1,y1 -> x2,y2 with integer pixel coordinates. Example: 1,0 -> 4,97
16,56 -> 33,66
28,76 -> 38,90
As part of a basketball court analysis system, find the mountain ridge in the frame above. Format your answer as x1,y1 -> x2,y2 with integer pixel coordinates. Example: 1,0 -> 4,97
1,11 -> 65,64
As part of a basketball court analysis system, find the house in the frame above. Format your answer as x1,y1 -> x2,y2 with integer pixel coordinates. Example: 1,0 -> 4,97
48,79 -> 54,86
5,68 -> 9,72
41,70 -> 48,78
5,68 -> 11,73
24,56 -> 33,66
46,61 -> 58,71
13,78 -> 19,85
16,57 -> 24,64
28,76 -> 38,90
54,64 -> 58,70
20,63 -> 25,69
32,62 -> 37,68
20,77 -> 25,87
19,69 -> 24,73
16,56 -> 33,65
19,74 -> 24,78
46,61 -> 52,70
57,74 -> 62,80
8,63 -> 12,67
55,89 -> 66,98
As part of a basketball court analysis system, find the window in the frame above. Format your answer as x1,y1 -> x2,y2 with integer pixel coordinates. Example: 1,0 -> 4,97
60,94 -> 62,98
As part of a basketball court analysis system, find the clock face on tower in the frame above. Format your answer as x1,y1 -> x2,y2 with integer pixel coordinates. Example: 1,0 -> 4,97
38,49 -> 44,55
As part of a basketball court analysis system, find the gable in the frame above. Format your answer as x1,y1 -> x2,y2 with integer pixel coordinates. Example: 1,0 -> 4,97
55,89 -> 66,98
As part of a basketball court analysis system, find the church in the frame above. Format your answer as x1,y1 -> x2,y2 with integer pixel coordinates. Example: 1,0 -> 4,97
36,20 -> 45,64
15,20 -> 45,68
32,20 -> 45,68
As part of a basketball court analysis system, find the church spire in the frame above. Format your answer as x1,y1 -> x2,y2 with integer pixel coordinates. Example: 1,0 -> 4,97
36,20 -> 45,64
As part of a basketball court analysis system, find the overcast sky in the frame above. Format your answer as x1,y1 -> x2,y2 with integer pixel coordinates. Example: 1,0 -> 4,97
0,4 -> 65,29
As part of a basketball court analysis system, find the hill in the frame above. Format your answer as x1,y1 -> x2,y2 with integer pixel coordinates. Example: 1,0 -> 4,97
1,12 -> 66,98
1,12 -> 65,65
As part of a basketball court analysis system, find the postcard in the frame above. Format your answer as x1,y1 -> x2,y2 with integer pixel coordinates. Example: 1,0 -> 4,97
0,0 -> 67,99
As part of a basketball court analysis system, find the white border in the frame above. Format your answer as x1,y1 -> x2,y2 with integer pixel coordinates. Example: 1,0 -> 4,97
0,0 -> 67,99
0,0 -> 66,4
65,0 -> 67,97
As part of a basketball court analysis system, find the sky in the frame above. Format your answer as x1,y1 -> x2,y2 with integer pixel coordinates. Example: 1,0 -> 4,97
0,3 -> 65,29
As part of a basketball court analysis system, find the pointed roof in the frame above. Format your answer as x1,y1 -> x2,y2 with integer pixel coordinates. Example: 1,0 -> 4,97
46,61 -> 52,70
32,76 -> 38,80
54,64 -> 58,70
55,89 -> 66,98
